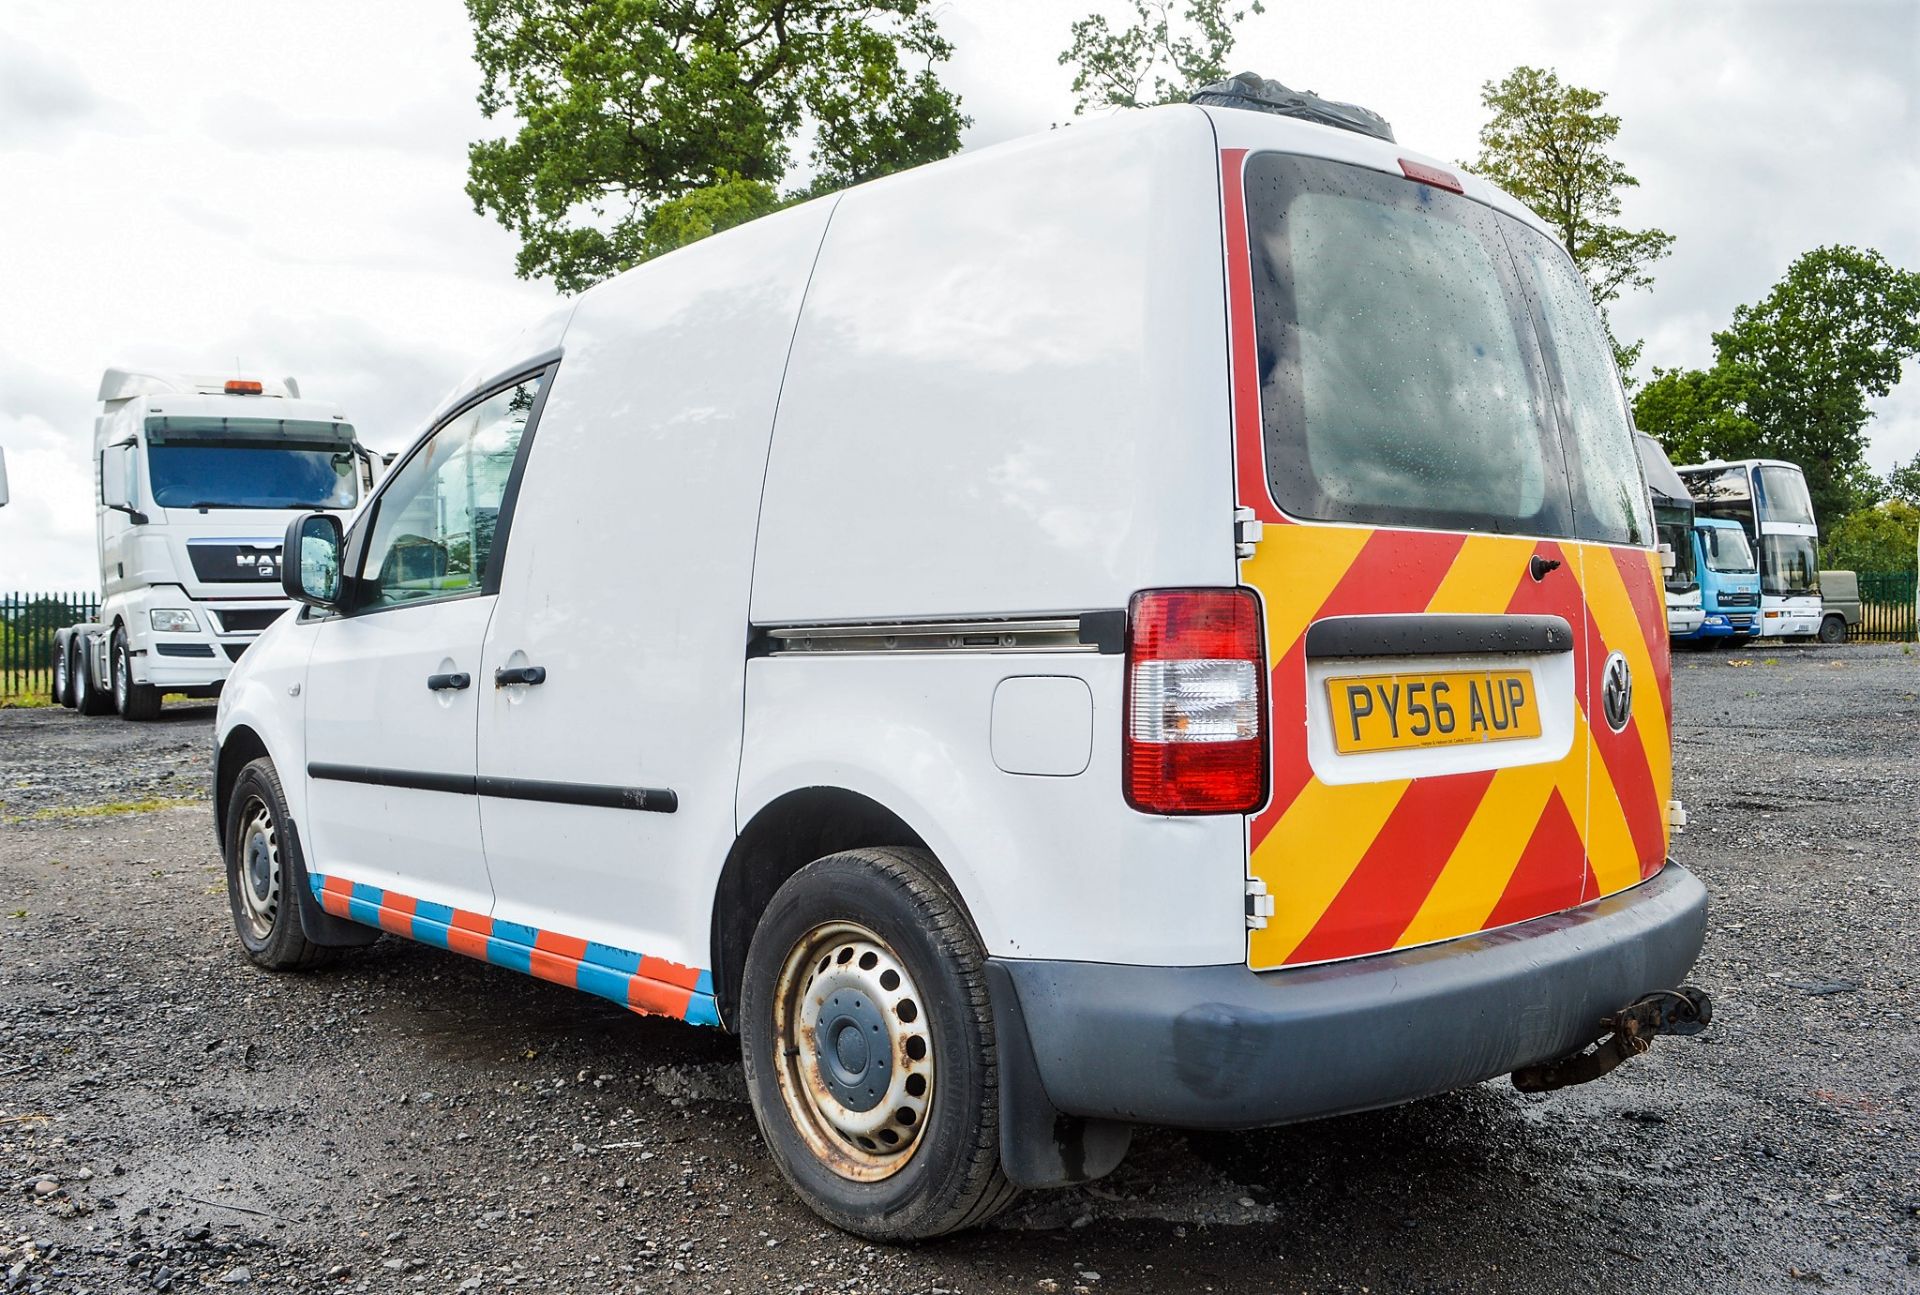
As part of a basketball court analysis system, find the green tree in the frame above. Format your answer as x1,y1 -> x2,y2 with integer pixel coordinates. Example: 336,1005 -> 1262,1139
464,0 -> 968,293
1632,364 -> 1760,467
1885,453 -> 1920,508
1469,67 -> 1674,380
1059,0 -> 1264,116
1824,499 -> 1919,572
1637,247 -> 1920,529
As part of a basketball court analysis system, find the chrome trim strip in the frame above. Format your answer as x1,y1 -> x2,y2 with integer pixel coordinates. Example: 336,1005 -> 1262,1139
760,613 -> 1119,656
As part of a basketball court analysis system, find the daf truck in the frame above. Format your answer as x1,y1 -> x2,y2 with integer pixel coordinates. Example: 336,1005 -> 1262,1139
1681,517 -> 1762,642
53,370 -> 375,719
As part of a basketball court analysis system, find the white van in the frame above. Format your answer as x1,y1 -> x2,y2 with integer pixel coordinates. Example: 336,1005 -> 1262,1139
213,94 -> 1710,1239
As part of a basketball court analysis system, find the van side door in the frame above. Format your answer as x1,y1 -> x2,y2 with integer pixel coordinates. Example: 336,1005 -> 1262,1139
471,198 -> 836,1021
301,373 -> 547,922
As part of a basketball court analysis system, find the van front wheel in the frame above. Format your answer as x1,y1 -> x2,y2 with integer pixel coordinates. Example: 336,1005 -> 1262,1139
223,757 -> 330,971
1818,615 -> 1847,645
740,847 -> 1016,1239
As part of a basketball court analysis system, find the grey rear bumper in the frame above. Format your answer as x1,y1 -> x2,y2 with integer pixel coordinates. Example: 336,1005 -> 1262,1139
994,863 -> 1707,1131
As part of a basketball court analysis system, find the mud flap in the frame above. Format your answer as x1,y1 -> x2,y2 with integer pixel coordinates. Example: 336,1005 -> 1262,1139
286,820 -> 381,948
985,961 -> 1131,1189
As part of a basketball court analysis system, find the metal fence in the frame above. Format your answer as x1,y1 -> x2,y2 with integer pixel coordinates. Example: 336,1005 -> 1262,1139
1855,570 -> 1918,643
1,592 -> 100,705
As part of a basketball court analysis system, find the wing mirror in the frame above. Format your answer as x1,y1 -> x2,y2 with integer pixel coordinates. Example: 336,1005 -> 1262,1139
1658,542 -> 1677,576
101,442 -> 148,524
0,446 -> 9,507
283,512 -> 345,609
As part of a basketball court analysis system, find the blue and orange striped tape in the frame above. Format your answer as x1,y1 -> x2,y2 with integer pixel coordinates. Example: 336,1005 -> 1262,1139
310,874 -> 721,1027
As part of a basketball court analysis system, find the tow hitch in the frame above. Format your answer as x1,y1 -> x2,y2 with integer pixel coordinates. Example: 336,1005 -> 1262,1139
1511,987 -> 1713,1093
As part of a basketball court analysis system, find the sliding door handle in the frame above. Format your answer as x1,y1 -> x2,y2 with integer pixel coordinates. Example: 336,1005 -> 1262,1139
426,672 -> 471,692
494,665 -> 547,687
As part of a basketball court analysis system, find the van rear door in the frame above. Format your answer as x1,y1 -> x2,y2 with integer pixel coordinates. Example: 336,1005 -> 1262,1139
1221,147 -> 1669,970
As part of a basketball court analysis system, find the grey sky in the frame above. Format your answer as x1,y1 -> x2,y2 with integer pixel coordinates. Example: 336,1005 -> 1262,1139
2,0 -> 1915,589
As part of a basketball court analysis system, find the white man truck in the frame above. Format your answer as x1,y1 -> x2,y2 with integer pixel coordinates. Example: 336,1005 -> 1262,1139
53,369 -> 376,720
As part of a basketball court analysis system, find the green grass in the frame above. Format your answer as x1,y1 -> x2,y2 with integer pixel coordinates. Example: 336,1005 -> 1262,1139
0,671 -> 56,708
3,795 -> 201,824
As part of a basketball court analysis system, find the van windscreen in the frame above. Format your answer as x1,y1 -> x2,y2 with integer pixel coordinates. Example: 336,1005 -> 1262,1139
1243,152 -> 1649,544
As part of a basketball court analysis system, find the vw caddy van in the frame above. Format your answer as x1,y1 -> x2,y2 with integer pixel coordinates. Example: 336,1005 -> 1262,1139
214,87 -> 1709,1239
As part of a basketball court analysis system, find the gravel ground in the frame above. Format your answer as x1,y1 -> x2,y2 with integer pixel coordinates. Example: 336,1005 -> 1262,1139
1,644 -> 1916,1294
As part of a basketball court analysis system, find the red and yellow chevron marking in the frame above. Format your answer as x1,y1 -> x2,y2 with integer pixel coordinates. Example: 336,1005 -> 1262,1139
1240,527 -> 1673,969
1217,145 -> 1673,969
1216,147 -> 1674,968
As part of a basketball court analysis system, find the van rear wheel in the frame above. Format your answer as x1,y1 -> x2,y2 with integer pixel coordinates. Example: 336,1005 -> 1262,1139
739,847 -> 1016,1239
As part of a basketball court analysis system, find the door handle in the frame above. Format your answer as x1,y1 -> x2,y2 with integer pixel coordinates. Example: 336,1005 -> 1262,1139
494,665 -> 547,687
426,672 -> 471,692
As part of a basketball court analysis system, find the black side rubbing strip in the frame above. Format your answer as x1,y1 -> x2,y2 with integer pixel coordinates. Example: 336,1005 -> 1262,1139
307,764 -> 676,813
477,776 -> 677,814
307,763 -> 476,795
1305,613 -> 1573,659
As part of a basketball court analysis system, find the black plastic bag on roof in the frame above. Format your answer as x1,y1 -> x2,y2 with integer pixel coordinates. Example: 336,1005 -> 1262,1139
1189,71 -> 1395,143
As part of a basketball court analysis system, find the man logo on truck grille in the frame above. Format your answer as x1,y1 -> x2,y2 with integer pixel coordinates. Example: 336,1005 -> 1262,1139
1602,651 -> 1633,733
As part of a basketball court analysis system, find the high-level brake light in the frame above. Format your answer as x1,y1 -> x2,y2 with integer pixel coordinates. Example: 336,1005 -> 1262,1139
1398,159 -> 1464,194
1123,588 -> 1268,815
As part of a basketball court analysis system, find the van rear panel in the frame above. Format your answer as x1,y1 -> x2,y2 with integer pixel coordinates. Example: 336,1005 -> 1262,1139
1219,141 -> 1672,970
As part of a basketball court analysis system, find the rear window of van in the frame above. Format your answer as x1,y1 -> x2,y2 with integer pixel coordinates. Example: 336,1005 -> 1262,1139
1244,152 -> 1650,545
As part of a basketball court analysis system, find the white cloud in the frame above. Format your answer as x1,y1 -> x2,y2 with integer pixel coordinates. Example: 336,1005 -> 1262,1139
2,0 -> 1917,590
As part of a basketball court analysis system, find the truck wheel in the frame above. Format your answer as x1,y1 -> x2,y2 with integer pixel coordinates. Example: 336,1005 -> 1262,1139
223,757 -> 330,970
71,637 -> 112,716
111,628 -> 163,721
739,847 -> 1017,1240
1818,615 -> 1847,645
51,636 -> 73,707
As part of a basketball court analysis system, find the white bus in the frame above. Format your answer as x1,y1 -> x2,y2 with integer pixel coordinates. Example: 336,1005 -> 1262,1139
1675,459 -> 1820,638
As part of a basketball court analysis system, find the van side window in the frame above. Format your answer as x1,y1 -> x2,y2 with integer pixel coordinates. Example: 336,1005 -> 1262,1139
359,375 -> 543,608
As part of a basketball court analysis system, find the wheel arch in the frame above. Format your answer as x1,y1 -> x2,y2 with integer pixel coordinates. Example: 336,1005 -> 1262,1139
214,724 -> 271,845
709,786 -> 939,1030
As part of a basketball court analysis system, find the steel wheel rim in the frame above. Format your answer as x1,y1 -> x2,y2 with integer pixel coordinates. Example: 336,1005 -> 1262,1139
113,643 -> 128,708
235,797 -> 281,942
53,644 -> 67,696
771,920 -> 935,1182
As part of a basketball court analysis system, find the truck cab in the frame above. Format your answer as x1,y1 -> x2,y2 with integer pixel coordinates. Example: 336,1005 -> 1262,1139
54,370 -> 374,719
1683,517 -> 1762,642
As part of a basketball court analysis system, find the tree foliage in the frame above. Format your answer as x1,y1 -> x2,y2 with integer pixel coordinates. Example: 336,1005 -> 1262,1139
1824,499 -> 1919,572
1886,454 -> 1920,508
1634,246 -> 1920,529
1469,67 -> 1673,378
1059,0 -> 1263,116
464,0 -> 967,292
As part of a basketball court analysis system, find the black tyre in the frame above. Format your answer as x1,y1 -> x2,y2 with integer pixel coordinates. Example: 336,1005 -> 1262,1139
223,757 -> 330,970
51,635 -> 73,708
739,847 -> 1017,1239
71,637 -> 112,715
111,627 -> 163,721
1818,615 -> 1847,645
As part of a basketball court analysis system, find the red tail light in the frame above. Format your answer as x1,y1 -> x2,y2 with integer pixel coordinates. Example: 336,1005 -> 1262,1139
1123,588 -> 1268,815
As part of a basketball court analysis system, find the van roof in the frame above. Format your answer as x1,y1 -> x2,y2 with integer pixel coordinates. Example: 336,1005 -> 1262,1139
1196,103 -> 1560,244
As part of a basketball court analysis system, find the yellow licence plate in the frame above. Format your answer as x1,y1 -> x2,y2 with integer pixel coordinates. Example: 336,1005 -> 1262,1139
1326,669 -> 1542,755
